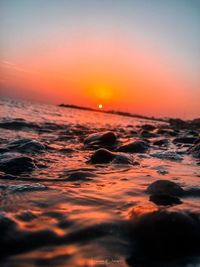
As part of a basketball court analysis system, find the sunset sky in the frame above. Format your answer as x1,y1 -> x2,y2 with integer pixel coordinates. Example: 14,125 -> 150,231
0,0 -> 200,118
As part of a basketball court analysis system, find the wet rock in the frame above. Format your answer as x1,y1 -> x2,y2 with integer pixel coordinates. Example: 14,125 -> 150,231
189,118 -> 200,129
173,136 -> 198,144
187,130 -> 199,137
116,140 -> 149,153
146,180 -> 184,196
169,118 -> 200,131
151,151 -> 183,161
149,194 -> 182,206
112,154 -> 137,165
89,148 -> 136,165
185,187 -> 200,198
130,130 -> 138,136
0,118 -> 39,130
128,210 -> 200,263
84,131 -> 117,145
7,139 -> 46,153
188,143 -> 200,158
141,124 -> 156,131
0,153 -> 35,174
140,130 -> 157,138
156,128 -> 178,136
89,148 -> 115,164
169,118 -> 188,129
9,183 -> 48,193
58,148 -> 74,153
67,171 -> 96,181
153,139 -> 169,147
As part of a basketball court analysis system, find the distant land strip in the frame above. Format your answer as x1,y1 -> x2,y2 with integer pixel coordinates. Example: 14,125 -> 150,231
58,104 -> 200,128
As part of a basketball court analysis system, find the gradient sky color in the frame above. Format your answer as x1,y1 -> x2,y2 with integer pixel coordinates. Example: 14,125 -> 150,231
0,0 -> 200,118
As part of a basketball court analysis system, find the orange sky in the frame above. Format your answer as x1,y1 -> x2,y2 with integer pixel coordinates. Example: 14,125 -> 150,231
0,0 -> 200,118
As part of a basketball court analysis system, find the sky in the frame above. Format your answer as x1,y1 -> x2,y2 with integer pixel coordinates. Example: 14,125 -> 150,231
0,0 -> 200,118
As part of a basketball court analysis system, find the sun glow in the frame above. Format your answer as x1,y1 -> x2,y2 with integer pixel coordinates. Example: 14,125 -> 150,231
98,104 -> 103,109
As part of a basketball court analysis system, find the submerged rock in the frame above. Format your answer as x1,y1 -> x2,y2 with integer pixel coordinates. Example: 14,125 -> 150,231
151,151 -> 183,161
188,143 -> 200,159
156,128 -> 178,136
0,118 -> 39,130
67,171 -> 96,181
0,153 -> 35,174
84,131 -> 117,147
173,136 -> 198,144
116,140 -> 149,153
89,148 -> 115,164
149,194 -> 182,206
146,180 -> 184,196
141,124 -> 156,131
128,210 -> 200,263
169,118 -> 188,129
7,138 -> 46,153
153,139 -> 169,147
9,183 -> 48,193
140,130 -> 157,138
112,154 -> 137,165
89,148 -> 136,165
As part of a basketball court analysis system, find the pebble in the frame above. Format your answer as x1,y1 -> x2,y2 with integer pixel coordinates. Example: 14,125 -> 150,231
67,171 -> 96,181
7,138 -> 46,153
188,143 -> 200,158
151,151 -> 183,161
173,136 -> 198,144
128,210 -> 200,262
116,140 -> 149,153
149,194 -> 182,206
89,148 -> 137,165
153,139 -> 169,146
146,180 -> 184,196
84,131 -> 117,145
0,153 -> 35,174
141,124 -> 156,131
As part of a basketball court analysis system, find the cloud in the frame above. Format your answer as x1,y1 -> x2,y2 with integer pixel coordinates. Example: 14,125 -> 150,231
0,59 -> 29,73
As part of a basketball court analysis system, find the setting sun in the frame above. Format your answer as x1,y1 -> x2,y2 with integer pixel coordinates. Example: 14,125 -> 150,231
98,104 -> 103,109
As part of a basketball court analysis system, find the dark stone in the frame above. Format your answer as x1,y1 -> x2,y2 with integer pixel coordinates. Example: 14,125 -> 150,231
59,148 -> 74,153
7,139 -> 46,153
89,148 -> 115,164
187,130 -> 199,136
151,151 -> 183,161
189,118 -> 200,129
173,136 -> 198,144
0,154 -> 35,174
116,140 -> 149,153
112,154 -> 137,165
67,171 -> 96,181
0,118 -> 39,131
84,131 -> 117,145
188,143 -> 200,158
156,128 -> 178,136
146,180 -> 184,196
169,118 -> 187,129
89,148 -> 136,165
149,194 -> 182,206
153,139 -> 169,146
128,210 -> 200,263
141,124 -> 156,131
140,130 -> 157,138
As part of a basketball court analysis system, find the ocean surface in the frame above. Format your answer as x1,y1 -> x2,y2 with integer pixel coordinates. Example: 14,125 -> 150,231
0,98 -> 199,267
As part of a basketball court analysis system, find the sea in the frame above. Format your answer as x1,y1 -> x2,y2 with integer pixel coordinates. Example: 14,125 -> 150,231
0,98 -> 199,267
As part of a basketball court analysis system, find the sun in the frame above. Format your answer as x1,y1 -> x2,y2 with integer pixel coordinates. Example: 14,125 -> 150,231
98,104 -> 103,109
